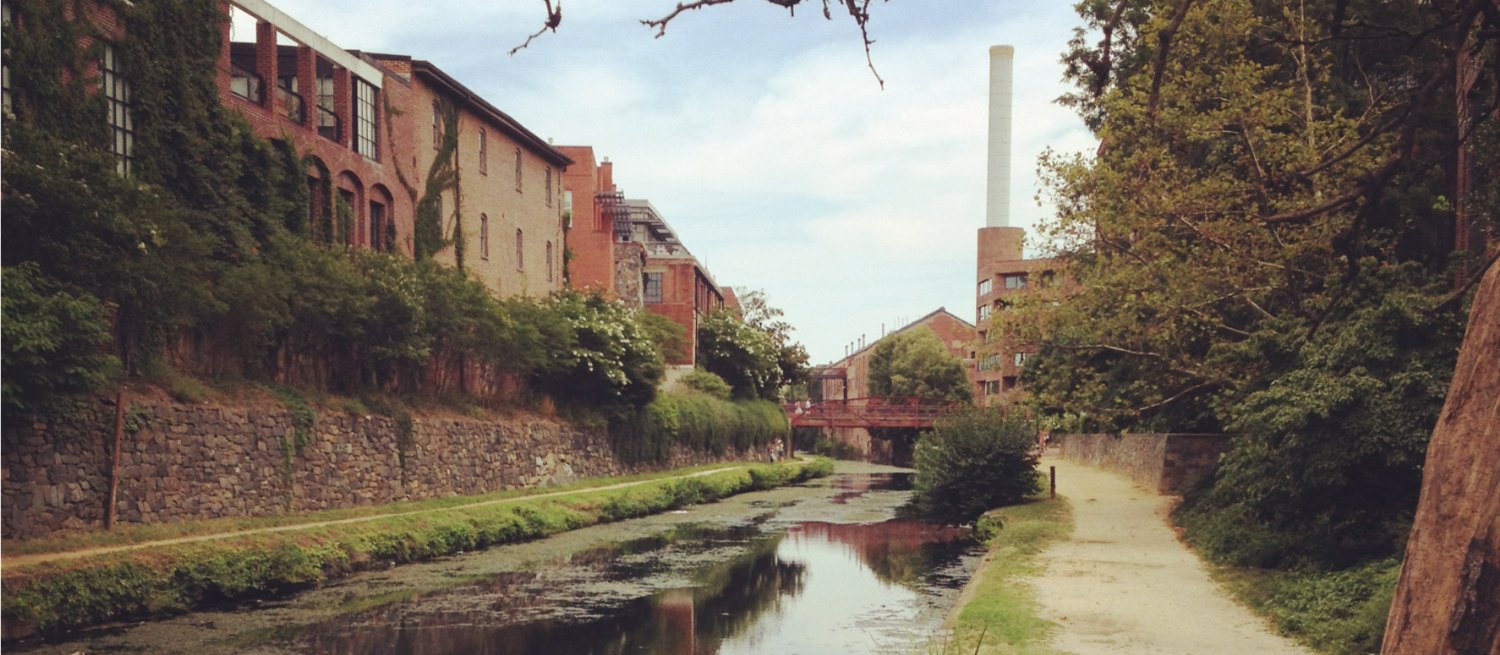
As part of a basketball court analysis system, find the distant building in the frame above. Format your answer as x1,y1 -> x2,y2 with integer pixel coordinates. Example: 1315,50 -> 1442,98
973,227 -> 1064,405
816,309 -> 976,461
626,199 -> 725,366
554,146 -> 619,295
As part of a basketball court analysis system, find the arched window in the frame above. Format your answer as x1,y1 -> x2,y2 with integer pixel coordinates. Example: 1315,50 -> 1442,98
480,213 -> 490,259
478,128 -> 488,175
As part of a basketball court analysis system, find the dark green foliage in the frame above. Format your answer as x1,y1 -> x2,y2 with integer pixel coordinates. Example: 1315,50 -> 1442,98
912,407 -> 1041,525
638,309 -> 690,364
1,264 -> 118,413
696,291 -> 809,401
1176,266 -> 1456,568
609,390 -> 789,464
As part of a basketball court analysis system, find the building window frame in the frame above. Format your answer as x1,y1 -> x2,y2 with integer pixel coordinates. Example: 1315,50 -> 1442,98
432,101 -> 442,150
978,304 -> 992,322
643,272 -> 663,304
977,278 -> 993,296
101,44 -> 134,176
514,148 -> 523,192
480,213 -> 490,260
515,228 -> 524,271
478,128 -> 487,175
1003,273 -> 1028,290
545,241 -> 554,282
1013,351 -> 1030,368
352,78 -> 378,160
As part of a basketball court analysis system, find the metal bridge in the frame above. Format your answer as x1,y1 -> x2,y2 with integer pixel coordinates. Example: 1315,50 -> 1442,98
786,397 -> 956,429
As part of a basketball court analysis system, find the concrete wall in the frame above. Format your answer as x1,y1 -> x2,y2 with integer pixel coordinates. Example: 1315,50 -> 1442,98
2,396 -> 754,540
1055,433 -> 1232,494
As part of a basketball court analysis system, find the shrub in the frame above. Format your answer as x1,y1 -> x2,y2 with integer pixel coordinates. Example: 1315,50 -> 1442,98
912,407 -> 1040,525
679,369 -> 732,400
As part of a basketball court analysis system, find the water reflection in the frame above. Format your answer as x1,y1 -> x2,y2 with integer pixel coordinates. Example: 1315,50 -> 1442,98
296,513 -> 976,655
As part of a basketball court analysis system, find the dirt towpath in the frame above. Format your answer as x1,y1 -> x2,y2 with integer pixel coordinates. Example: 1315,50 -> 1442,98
1028,456 -> 1310,654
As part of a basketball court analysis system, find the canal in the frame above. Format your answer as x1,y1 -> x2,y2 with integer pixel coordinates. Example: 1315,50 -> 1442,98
16,462 -> 984,654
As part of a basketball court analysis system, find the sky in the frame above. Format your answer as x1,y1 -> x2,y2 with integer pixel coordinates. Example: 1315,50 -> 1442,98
265,0 -> 1098,365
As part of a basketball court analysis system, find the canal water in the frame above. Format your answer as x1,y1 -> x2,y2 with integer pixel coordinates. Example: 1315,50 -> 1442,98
15,465 -> 985,655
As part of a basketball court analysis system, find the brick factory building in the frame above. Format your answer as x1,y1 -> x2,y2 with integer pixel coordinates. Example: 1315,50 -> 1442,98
624,199 -> 725,366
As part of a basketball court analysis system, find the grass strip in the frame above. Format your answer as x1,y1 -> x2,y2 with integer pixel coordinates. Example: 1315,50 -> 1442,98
1,458 -> 834,638
2,461 -> 751,559
939,494 -> 1073,655
1206,557 -> 1399,654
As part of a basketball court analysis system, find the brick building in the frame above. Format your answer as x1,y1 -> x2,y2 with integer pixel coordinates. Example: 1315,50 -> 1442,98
368,55 -> 572,298
973,227 -> 1065,405
817,309 -> 976,460
554,146 -> 619,295
625,199 -> 725,366
222,0 -> 414,255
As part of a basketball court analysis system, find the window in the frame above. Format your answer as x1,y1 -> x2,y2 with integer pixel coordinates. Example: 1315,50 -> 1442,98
369,200 -> 386,250
101,44 -> 134,175
643,272 -> 663,304
563,190 -> 573,215
545,167 -> 553,206
478,128 -> 487,174
977,278 -> 993,296
2,2 -> 12,116
338,189 -> 356,246
480,214 -> 490,259
432,101 -> 442,149
514,148 -> 523,191
545,241 -> 554,282
977,354 -> 1001,372
1013,352 -> 1031,368
978,304 -> 992,322
1041,270 -> 1057,288
1003,273 -> 1028,290
515,228 -> 524,270
984,381 -> 1000,396
352,79 -> 378,160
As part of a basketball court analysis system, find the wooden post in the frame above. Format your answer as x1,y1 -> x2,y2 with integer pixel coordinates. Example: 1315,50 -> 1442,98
105,389 -> 125,529
1050,465 -> 1056,499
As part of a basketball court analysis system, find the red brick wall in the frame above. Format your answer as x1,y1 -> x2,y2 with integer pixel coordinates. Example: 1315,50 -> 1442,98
555,145 -> 617,294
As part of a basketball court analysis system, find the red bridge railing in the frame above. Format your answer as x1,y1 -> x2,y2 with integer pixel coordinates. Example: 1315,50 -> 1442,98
785,397 -> 956,429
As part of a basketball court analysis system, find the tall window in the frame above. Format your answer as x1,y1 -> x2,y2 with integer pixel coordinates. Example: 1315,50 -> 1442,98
978,304 -> 992,322
353,79 -> 378,160
2,2 -> 12,116
515,229 -> 524,270
478,128 -> 488,174
432,101 -> 442,149
369,200 -> 386,250
545,241 -> 554,282
545,167 -> 553,206
1013,352 -> 1031,368
977,278 -> 993,296
101,44 -> 134,175
643,272 -> 663,304
514,148 -> 522,191
480,214 -> 490,259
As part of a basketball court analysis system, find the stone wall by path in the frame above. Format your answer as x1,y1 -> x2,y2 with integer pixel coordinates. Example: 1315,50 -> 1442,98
2,396 -> 754,540
1054,433 -> 1232,494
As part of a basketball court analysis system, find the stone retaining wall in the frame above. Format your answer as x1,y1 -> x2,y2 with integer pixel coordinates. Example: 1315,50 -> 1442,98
2,397 -> 752,539
1054,433 -> 1232,494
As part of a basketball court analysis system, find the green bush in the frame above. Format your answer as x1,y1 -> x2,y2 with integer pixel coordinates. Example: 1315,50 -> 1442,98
1,264 -> 118,413
679,369 -> 732,399
912,407 -> 1041,525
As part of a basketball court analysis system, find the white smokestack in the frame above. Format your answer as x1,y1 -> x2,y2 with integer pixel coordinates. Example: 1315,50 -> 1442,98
986,45 -> 1014,228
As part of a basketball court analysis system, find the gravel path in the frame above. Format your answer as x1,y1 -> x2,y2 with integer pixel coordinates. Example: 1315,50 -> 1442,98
1029,456 -> 1311,654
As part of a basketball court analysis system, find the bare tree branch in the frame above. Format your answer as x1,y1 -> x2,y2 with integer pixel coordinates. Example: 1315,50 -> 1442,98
509,0 -> 563,57
1146,0 -> 1194,124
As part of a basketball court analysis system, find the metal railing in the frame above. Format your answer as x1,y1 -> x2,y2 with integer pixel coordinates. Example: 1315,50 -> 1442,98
230,63 -> 262,103
277,83 -> 305,124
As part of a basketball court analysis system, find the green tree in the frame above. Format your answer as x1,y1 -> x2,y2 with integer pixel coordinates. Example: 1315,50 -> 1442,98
696,309 -> 783,400
867,328 -> 972,404
1023,0 -> 1484,569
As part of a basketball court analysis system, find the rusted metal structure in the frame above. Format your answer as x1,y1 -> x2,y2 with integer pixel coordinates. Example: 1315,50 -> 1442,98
787,397 -> 955,430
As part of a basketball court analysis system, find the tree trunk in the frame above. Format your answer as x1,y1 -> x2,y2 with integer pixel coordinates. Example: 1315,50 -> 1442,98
1383,262 -> 1500,654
